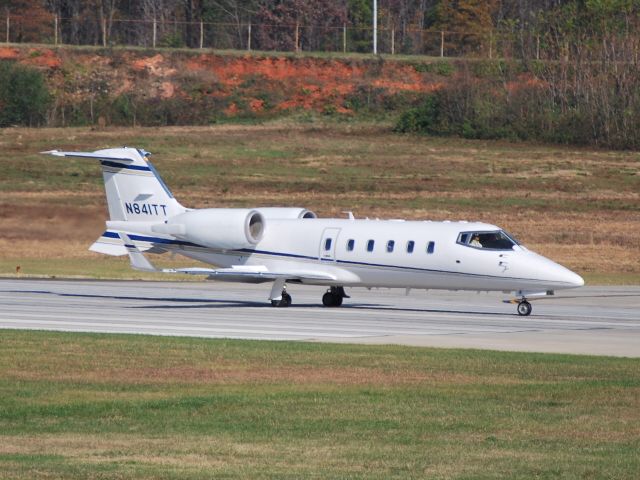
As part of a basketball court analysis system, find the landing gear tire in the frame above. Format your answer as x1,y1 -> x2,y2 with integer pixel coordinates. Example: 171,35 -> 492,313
517,300 -> 532,316
322,291 -> 343,307
271,292 -> 292,307
322,287 -> 346,307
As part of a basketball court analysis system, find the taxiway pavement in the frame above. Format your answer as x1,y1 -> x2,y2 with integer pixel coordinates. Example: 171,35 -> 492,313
1,279 -> 639,357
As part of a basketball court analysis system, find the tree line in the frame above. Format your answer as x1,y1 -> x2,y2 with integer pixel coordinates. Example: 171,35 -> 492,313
2,0 -> 639,149
0,1 -> 637,58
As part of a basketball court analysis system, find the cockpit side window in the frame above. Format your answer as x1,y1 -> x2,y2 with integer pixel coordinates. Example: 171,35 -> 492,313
457,230 -> 519,250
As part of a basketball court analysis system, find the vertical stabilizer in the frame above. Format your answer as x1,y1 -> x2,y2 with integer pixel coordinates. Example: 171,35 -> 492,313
44,147 -> 185,222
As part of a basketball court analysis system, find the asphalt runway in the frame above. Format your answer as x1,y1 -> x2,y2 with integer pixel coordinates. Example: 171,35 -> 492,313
1,279 -> 639,357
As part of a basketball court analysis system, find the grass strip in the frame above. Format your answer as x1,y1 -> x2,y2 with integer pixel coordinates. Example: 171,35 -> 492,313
0,330 -> 638,479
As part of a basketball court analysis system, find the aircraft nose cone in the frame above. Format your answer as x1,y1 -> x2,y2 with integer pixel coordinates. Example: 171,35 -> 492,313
523,252 -> 585,289
550,262 -> 584,288
565,270 -> 585,288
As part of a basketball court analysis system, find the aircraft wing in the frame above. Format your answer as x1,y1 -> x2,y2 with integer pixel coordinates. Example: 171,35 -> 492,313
117,232 -> 338,283
165,266 -> 337,283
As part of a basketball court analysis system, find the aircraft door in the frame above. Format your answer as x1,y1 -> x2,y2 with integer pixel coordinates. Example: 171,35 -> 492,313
319,228 -> 341,261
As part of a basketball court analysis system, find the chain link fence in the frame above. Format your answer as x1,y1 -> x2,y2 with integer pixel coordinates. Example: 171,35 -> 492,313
1,13 -> 555,60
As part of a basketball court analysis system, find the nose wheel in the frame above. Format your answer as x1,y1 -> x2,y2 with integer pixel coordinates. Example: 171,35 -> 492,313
517,300 -> 532,316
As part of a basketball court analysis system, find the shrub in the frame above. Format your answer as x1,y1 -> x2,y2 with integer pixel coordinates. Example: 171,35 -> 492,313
0,62 -> 51,127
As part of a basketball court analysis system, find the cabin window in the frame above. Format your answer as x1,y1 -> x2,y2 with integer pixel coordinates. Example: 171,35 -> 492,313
387,240 -> 395,253
407,240 -> 415,253
324,238 -> 332,251
456,230 -> 519,250
427,241 -> 435,254
346,239 -> 355,251
367,239 -> 375,252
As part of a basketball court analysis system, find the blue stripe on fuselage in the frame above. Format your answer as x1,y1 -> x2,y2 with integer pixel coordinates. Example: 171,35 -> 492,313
99,230 -> 558,284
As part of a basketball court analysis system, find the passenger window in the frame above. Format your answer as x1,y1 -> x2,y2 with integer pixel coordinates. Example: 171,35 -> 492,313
387,240 -> 395,253
367,240 -> 375,252
347,239 -> 355,251
324,238 -> 332,251
427,241 -> 435,254
407,240 -> 415,253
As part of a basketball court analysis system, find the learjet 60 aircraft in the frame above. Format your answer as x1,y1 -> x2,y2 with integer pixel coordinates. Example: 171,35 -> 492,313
44,147 -> 584,316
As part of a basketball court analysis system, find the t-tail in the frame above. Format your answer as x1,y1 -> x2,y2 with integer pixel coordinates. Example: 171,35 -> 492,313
43,147 -> 186,256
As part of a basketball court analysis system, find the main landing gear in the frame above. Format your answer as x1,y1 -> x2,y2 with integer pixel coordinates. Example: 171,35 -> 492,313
269,279 -> 292,307
517,300 -> 532,316
271,290 -> 292,307
322,286 -> 349,307
270,282 -> 350,308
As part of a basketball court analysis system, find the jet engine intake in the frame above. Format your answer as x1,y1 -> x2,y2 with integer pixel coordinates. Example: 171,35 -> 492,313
162,208 -> 264,250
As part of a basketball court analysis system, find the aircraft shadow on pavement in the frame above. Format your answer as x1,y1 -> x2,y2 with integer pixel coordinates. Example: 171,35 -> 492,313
7,289 -> 515,316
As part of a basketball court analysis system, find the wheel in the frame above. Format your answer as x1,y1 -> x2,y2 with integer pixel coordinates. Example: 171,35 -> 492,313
271,292 -> 292,307
517,300 -> 532,316
322,292 -> 334,306
322,292 -> 343,307
282,292 -> 292,307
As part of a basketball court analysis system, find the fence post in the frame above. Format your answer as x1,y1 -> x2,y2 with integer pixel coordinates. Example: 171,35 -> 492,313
391,28 -> 395,55
247,23 -> 251,51
342,24 -> 346,53
295,22 -> 299,52
373,0 -> 377,54
200,20 -> 203,49
536,35 -> 540,60
152,18 -> 157,48
440,30 -> 444,57
5,14 -> 9,43
54,15 -> 58,45
489,30 -> 492,59
102,17 -> 107,47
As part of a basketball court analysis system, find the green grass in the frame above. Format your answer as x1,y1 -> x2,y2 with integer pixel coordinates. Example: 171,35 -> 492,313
0,330 -> 638,478
0,258 -> 202,281
582,272 -> 640,285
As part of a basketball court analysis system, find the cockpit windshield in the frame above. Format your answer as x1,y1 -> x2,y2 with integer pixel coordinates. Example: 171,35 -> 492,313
457,230 -> 520,250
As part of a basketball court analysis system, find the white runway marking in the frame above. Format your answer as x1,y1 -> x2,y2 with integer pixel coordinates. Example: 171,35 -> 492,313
1,279 -> 639,356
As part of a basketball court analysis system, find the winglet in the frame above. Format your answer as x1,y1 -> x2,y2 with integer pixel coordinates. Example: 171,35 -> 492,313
118,233 -> 157,272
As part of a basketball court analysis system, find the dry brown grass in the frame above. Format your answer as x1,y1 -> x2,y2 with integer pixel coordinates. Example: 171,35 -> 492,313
1,124 -> 638,278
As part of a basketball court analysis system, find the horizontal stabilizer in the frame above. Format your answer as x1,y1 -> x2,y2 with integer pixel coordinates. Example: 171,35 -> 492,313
42,150 -> 137,162
89,241 -> 128,256
90,230 -> 160,256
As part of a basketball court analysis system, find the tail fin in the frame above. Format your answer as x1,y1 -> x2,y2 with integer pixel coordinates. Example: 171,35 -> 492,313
44,147 -> 185,221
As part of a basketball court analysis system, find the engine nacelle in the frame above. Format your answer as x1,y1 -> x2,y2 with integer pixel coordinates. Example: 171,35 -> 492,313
254,207 -> 317,219
157,208 -> 265,250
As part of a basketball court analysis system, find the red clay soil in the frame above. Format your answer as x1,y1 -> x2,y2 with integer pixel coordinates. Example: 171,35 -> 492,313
2,46 -> 449,116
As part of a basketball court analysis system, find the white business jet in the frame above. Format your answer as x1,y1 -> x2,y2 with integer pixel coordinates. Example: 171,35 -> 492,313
44,147 -> 584,316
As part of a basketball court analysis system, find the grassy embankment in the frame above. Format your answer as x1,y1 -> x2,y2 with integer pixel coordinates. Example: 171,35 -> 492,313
0,123 -> 638,283
0,329 -> 638,479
